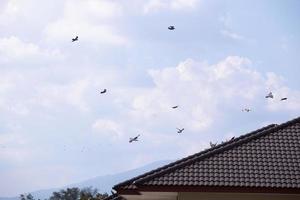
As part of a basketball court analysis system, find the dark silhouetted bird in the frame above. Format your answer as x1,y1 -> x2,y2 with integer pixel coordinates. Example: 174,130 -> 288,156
72,36 -> 78,42
265,92 -> 274,99
210,141 -> 217,148
168,26 -> 175,30
280,97 -> 287,101
129,134 -> 140,143
177,128 -> 184,133
100,89 -> 107,94
172,105 -> 178,109
242,108 -> 251,112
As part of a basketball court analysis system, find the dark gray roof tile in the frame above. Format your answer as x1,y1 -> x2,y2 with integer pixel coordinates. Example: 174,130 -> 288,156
114,117 -> 300,191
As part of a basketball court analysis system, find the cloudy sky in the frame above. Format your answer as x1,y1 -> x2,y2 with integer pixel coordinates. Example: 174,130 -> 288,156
0,0 -> 300,197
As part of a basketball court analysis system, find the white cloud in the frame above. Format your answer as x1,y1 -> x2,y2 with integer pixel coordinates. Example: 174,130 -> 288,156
92,119 -> 124,140
0,133 -> 27,146
220,29 -> 245,41
143,0 -> 200,13
170,0 -> 199,10
265,72 -> 300,111
0,145 -> 31,163
0,36 -> 62,63
143,0 -> 165,14
0,0 -> 64,32
44,0 -> 128,46
0,70 -> 94,116
219,13 -> 253,43
219,12 -> 232,28
0,133 -> 31,163
0,0 -> 26,25
34,78 -> 92,112
130,56 -> 264,131
280,36 -> 291,52
0,71 -> 34,116
129,56 -> 300,135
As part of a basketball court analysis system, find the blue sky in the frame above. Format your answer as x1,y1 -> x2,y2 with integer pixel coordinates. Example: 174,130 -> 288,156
0,0 -> 299,197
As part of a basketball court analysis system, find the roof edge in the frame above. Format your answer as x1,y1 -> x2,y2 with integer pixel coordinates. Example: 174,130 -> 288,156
135,185 -> 300,194
114,116 -> 300,190
134,125 -> 278,185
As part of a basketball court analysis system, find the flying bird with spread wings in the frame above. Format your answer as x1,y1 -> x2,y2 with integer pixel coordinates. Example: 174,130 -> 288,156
168,26 -> 175,30
265,92 -> 274,99
72,36 -> 78,42
172,105 -> 178,109
100,89 -> 107,94
129,134 -> 140,143
177,128 -> 184,133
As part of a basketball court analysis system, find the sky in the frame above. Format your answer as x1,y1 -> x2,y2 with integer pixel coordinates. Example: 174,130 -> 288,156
0,0 -> 300,197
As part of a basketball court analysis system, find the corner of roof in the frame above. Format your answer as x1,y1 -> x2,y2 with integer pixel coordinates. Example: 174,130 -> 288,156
114,116 -> 300,190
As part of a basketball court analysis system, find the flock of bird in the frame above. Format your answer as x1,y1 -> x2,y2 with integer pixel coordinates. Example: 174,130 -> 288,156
266,91 -> 288,101
71,26 -> 288,147
0,27 -> 290,152
71,26 -> 178,144
242,92 -> 288,113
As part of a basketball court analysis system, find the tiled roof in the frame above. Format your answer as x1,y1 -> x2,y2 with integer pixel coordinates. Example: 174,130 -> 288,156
114,116 -> 300,191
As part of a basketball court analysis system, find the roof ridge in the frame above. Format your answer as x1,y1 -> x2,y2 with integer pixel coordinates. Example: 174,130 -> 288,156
134,124 -> 278,185
113,116 -> 300,190
113,124 -> 276,189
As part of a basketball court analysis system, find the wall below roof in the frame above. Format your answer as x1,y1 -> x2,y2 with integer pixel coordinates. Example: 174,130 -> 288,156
178,192 -> 300,200
121,191 -> 300,200
122,192 -> 177,200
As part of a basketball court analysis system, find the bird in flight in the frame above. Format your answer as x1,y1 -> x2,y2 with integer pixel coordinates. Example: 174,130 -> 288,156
172,105 -> 178,109
72,36 -> 78,42
168,26 -> 175,30
100,89 -> 107,94
177,128 -> 184,133
280,97 -> 288,101
242,108 -> 251,112
265,92 -> 274,99
129,134 -> 140,143
210,141 -> 217,148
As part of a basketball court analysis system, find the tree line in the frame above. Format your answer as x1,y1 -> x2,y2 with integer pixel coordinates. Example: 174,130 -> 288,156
20,187 -> 109,200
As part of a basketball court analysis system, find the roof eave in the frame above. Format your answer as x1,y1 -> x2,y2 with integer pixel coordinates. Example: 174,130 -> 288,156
132,185 -> 300,194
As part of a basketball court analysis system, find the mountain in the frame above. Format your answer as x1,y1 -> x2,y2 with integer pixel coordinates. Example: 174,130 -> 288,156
0,160 -> 171,200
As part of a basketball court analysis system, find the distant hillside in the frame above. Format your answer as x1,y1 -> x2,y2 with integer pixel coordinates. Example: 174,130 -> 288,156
0,160 -> 171,200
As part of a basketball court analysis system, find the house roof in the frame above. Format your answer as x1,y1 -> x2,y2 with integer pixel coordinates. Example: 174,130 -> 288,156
114,116 -> 300,193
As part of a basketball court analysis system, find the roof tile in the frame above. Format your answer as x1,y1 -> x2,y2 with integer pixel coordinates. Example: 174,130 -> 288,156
114,117 -> 300,191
